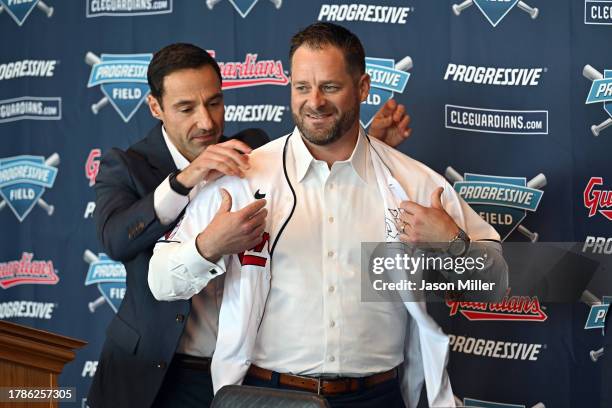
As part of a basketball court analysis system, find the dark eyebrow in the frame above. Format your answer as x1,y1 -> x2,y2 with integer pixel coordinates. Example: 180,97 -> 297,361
171,92 -> 223,109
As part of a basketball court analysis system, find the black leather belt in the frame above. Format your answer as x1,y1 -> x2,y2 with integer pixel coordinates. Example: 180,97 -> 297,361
172,353 -> 212,372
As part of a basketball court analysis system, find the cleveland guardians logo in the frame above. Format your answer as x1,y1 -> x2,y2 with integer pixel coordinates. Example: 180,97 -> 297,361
583,64 -> 612,137
0,252 -> 59,289
208,50 -> 289,90
361,56 -> 412,128
447,288 -> 548,322
446,167 -> 545,242
85,149 -> 101,187
86,0 -> 173,17
85,51 -> 152,122
0,153 -> 59,222
83,250 -> 126,313
206,0 -> 281,18
0,0 -> 53,26
584,177 -> 612,221
451,0 -> 539,27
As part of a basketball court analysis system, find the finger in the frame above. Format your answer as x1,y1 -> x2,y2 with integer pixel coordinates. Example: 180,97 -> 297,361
373,115 -> 393,129
208,144 -> 250,170
216,139 -> 253,155
245,208 -> 268,229
392,104 -> 406,123
217,188 -> 232,213
247,223 -> 266,241
404,127 -> 412,139
237,199 -> 266,220
378,98 -> 397,117
397,116 -> 411,138
204,155 -> 242,178
430,187 -> 444,210
399,201 -> 421,214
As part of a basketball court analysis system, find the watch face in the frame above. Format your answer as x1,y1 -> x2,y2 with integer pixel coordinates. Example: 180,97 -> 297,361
449,238 -> 466,257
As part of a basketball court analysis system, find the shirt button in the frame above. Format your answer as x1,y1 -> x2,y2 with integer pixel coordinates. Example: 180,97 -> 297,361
328,216 -> 334,223
328,251 -> 334,258
175,314 -> 184,323
328,356 -> 335,362
156,362 -> 167,369
329,320 -> 336,328
328,286 -> 335,293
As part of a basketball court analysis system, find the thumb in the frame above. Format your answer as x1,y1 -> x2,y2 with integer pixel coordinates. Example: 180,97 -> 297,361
217,188 -> 232,213
430,187 -> 444,209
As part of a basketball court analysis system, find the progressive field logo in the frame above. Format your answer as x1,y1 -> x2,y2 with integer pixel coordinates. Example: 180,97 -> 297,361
86,0 -> 172,17
0,153 -> 59,222
206,0 -> 281,18
361,56 -> 411,128
83,250 -> 126,313
0,0 -> 53,26
451,0 -> 539,27
85,52 -> 152,122
445,168 -> 545,241
318,3 -> 412,24
583,65 -> 612,137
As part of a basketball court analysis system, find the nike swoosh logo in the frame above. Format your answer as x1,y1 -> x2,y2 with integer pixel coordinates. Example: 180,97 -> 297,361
254,189 -> 266,199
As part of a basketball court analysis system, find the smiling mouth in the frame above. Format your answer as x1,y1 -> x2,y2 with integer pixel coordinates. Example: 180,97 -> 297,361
305,112 -> 333,120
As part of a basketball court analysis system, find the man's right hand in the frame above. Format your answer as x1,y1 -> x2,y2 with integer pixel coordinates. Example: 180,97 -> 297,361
177,139 -> 252,188
196,189 -> 267,262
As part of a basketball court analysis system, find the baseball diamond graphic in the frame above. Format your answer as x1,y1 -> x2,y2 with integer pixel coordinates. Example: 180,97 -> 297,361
445,167 -> 545,242
0,153 -> 59,222
206,0 -> 281,18
452,0 -> 538,27
0,0 -> 53,26
361,56 -> 412,128
583,64 -> 612,136
85,51 -> 152,122
83,250 -> 126,314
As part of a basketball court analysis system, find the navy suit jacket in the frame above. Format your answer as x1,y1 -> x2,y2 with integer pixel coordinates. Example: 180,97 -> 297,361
87,124 -> 268,408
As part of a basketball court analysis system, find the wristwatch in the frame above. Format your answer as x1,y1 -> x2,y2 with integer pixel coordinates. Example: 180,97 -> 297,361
168,170 -> 192,196
447,228 -> 471,257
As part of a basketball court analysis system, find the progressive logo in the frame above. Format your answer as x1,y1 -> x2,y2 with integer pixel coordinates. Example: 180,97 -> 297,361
451,0 -> 539,27
446,168 -> 545,242
83,250 -> 126,313
583,65 -> 612,137
205,0 -> 281,18
85,51 -> 152,122
0,153 -> 59,222
0,0 -> 53,26
361,56 -> 411,128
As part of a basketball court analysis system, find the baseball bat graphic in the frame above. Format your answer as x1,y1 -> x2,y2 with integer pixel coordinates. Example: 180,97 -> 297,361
590,347 -> 604,362
84,52 -> 110,114
37,0 -> 54,17
270,0 -> 282,9
581,290 -> 601,306
84,250 -> 107,313
592,118 -> 612,137
206,0 -> 222,10
395,56 -> 413,72
0,153 -> 60,213
583,64 -> 604,81
517,1 -> 538,19
452,0 -> 473,16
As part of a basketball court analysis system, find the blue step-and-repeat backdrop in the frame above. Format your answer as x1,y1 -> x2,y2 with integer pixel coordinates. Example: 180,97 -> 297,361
1,1 -> 611,407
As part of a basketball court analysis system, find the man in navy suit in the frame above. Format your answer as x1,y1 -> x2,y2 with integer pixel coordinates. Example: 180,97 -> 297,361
86,43 -> 411,408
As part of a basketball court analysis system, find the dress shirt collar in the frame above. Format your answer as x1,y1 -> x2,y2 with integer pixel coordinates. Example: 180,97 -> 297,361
292,126 -> 369,184
161,125 -> 190,171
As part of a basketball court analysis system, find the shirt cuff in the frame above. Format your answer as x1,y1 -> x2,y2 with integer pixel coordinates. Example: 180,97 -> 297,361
154,176 -> 189,225
170,236 -> 227,290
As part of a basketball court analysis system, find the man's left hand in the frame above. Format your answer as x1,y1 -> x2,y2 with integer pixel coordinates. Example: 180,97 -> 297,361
368,99 -> 412,148
396,187 -> 459,244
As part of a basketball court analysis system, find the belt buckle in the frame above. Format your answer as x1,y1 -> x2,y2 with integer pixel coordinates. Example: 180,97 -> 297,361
316,377 -> 322,395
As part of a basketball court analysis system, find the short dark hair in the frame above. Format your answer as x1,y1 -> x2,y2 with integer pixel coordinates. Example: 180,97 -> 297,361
289,22 -> 365,77
147,43 -> 222,103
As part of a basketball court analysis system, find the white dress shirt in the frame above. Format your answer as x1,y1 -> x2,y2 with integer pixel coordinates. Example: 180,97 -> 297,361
151,126 -> 222,358
251,132 -> 407,376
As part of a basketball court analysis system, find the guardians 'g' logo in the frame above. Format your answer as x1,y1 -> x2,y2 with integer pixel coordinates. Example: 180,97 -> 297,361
361,56 -> 412,128
206,0 -> 281,18
83,250 -> 126,313
446,167 -> 545,242
452,0 -> 539,27
85,52 -> 152,122
0,0 -> 53,26
583,65 -> 612,137
0,153 -> 59,222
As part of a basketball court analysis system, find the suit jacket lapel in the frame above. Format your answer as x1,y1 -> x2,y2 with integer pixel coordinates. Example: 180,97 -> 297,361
141,123 -> 177,180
